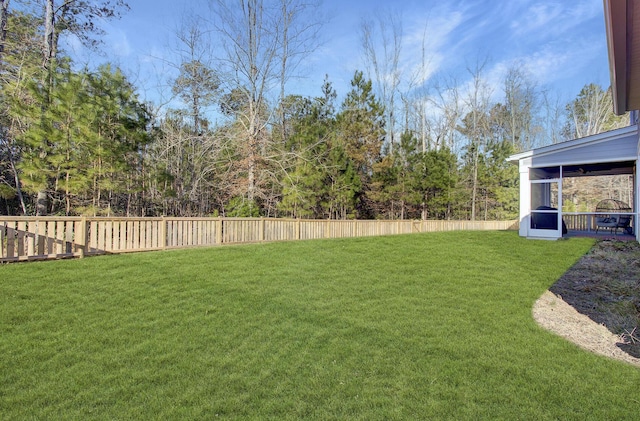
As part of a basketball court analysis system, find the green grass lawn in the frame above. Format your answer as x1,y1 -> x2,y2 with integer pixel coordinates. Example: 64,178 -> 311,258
1,231 -> 638,420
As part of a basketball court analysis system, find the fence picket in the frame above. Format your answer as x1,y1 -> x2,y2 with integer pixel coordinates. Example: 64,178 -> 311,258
1,216 -> 518,263
5,222 -> 15,259
17,221 -> 26,258
0,221 -> 5,258
55,221 -> 64,255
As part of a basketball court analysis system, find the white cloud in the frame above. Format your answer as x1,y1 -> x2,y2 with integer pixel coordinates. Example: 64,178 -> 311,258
402,8 -> 466,85
445,0 -> 608,101
510,2 -> 563,36
105,27 -> 132,58
470,30 -> 607,106
510,0 -> 602,38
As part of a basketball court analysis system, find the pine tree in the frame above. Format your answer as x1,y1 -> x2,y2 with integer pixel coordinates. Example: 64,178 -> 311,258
0,10 -> 43,214
85,64 -> 151,215
12,62 -> 91,214
277,98 -> 331,218
370,131 -> 420,219
12,61 -> 149,215
278,79 -> 338,219
483,139 -> 518,220
336,71 -> 385,218
325,144 -> 361,219
413,147 -> 459,220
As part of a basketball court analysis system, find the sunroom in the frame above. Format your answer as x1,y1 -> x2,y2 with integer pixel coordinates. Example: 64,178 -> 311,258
508,124 -> 639,242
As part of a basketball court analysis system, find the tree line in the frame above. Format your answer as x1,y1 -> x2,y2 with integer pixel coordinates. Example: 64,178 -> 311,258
0,0 -> 629,219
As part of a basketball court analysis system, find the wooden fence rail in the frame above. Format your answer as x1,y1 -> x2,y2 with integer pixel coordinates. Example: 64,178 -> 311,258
0,217 -> 519,263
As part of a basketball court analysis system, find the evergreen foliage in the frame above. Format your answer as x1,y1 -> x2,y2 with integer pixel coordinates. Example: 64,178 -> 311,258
10,61 -> 149,215
0,3 -> 627,219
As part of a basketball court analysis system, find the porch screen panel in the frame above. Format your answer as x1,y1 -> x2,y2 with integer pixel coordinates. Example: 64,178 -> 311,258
530,177 -> 559,231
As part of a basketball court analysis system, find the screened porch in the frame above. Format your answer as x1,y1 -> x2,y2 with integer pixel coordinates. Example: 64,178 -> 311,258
509,125 -> 640,242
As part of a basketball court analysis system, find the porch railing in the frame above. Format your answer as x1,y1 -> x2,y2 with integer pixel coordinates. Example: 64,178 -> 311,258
562,212 -> 636,232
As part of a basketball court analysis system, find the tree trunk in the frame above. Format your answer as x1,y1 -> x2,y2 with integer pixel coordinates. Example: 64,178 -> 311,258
471,147 -> 478,221
44,0 -> 56,67
247,141 -> 256,202
36,191 -> 47,216
8,153 -> 27,215
279,0 -> 288,145
34,0 -> 57,216
246,0 -> 258,204
0,0 -> 9,59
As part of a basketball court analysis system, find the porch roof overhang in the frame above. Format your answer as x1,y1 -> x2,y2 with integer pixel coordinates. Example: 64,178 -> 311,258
604,0 -> 640,115
508,125 -> 639,169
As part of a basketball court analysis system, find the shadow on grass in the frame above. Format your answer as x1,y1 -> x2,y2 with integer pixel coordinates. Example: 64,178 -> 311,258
548,239 -> 640,359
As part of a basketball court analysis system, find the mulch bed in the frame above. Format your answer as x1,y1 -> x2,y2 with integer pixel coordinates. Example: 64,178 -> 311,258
548,239 -> 640,358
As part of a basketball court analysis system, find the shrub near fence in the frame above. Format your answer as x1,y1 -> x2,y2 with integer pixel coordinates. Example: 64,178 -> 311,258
0,217 -> 519,263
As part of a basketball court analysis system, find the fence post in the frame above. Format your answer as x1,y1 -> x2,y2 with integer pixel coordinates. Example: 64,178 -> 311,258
78,217 -> 87,258
161,216 -> 167,250
259,217 -> 265,242
35,219 -> 46,256
295,218 -> 301,240
216,217 -> 223,245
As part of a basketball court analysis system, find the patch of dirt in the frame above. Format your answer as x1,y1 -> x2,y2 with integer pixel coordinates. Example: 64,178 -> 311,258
533,239 -> 640,366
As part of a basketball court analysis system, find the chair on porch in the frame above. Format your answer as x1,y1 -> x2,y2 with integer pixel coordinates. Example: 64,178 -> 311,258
616,214 -> 633,235
594,199 -> 632,235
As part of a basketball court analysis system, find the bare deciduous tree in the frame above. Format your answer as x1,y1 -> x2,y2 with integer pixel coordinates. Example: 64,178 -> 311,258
427,77 -> 462,152
502,65 -> 540,150
541,90 -> 565,145
565,83 -> 628,138
277,0 -> 323,144
460,60 -> 492,221
210,0 -> 324,209
171,13 -> 219,135
211,0 -> 277,205
360,8 -> 402,152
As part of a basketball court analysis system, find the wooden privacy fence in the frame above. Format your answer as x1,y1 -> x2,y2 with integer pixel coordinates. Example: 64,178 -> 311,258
0,216 -> 519,263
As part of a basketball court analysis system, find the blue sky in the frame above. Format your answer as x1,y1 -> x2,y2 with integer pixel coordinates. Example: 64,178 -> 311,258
73,0 -> 610,109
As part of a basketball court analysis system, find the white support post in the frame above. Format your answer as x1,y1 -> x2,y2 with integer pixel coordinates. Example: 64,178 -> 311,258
518,158 -> 532,238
